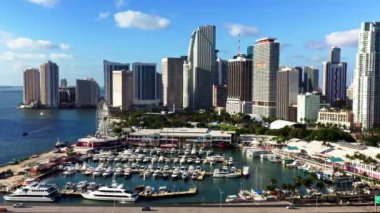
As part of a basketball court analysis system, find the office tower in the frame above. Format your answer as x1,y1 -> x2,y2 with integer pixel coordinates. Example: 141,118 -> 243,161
297,93 -> 320,124
156,72 -> 163,104
215,58 -> 228,85
133,62 -> 158,105
252,38 -> 280,118
353,22 -> 380,129
76,78 -> 100,107
226,54 -> 253,114
183,25 -> 216,110
40,61 -> 59,108
322,47 -> 347,105
103,60 -> 129,105
304,66 -> 319,92
294,66 -> 303,93
346,83 -> 353,109
212,84 -> 227,109
60,78 -> 67,87
276,67 -> 300,121
59,86 -> 75,106
112,70 -> 133,111
162,57 -> 186,109
246,46 -> 253,59
23,68 -> 40,105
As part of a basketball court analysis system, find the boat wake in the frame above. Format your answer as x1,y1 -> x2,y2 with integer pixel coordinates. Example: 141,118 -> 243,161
28,127 -> 50,135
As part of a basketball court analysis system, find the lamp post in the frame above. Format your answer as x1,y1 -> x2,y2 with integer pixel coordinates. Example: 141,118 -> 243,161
315,194 -> 318,213
218,187 -> 223,213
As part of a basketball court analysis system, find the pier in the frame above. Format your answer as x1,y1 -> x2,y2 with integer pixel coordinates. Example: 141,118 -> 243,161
139,187 -> 198,199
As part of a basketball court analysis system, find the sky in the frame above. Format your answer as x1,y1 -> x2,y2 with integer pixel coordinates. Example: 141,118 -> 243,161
0,0 -> 380,86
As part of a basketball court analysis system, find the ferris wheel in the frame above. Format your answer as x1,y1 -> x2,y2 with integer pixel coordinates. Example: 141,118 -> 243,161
95,99 -> 110,137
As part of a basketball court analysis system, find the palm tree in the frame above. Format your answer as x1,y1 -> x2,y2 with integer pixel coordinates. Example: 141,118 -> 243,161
316,181 -> 325,193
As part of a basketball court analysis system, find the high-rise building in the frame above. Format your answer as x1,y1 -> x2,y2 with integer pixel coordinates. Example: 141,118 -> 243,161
215,58 -> 228,85
294,66 -> 303,93
353,22 -> 380,129
60,78 -> 67,87
59,86 -> 75,106
304,66 -> 319,92
23,68 -> 40,105
252,38 -> 280,118
226,54 -> 253,114
103,60 -> 129,105
156,72 -> 163,104
162,57 -> 186,109
246,46 -> 253,59
40,61 -> 59,108
322,47 -> 347,105
133,63 -> 158,105
276,67 -> 300,121
183,25 -> 216,110
76,78 -> 100,107
297,93 -> 320,124
112,70 -> 134,111
212,84 -> 227,109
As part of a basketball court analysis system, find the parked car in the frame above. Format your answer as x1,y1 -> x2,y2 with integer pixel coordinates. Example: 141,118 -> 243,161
286,204 -> 296,209
141,206 -> 151,211
13,203 -> 25,208
0,207 -> 7,212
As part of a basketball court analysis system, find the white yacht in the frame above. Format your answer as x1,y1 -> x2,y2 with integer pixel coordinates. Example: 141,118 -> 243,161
81,183 -> 138,202
213,166 -> 241,178
3,182 -> 59,202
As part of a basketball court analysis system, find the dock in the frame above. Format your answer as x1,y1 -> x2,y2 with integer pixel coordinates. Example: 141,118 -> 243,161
139,187 -> 198,199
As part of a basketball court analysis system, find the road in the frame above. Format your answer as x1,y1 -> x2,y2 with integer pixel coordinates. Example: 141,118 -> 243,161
1,205 -> 377,213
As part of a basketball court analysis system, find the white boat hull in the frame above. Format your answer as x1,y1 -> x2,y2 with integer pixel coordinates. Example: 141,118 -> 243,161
3,195 -> 55,202
81,193 -> 137,202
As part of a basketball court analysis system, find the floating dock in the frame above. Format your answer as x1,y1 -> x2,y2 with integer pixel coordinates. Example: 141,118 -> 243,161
139,187 -> 198,199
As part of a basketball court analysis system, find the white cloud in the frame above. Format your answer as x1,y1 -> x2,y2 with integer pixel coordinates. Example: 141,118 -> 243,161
304,40 -> 326,50
325,29 -> 360,48
96,12 -> 110,20
226,24 -> 259,37
49,53 -> 72,60
5,37 -> 69,51
115,0 -> 126,9
114,10 -> 170,30
0,51 -> 72,62
28,0 -> 58,8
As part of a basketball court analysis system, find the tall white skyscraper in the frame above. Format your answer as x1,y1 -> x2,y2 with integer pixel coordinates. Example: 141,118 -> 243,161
252,38 -> 280,118
23,68 -> 40,105
353,22 -> 380,129
103,60 -> 129,105
322,47 -> 347,105
183,25 -> 216,110
112,70 -> 134,111
40,61 -> 59,108
276,67 -> 300,121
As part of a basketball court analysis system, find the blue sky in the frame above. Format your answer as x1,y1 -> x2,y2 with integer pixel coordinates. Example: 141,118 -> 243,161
0,0 -> 379,86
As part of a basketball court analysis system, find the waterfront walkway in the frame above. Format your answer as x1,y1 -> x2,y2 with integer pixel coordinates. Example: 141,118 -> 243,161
0,204 -> 377,213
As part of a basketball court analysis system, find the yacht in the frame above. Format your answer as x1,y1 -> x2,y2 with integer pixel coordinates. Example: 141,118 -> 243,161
81,183 -> 138,202
242,166 -> 250,177
3,182 -> 59,202
213,166 -> 241,178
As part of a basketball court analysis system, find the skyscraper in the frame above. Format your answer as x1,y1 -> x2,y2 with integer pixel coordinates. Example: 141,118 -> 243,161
183,25 -> 216,110
156,72 -> 163,104
60,78 -> 67,87
23,68 -> 40,105
297,93 -> 320,124
215,58 -> 228,85
40,61 -> 59,108
304,66 -> 319,92
162,57 -> 186,109
76,78 -> 100,107
133,62 -> 158,105
103,60 -> 129,105
353,22 -> 380,129
322,47 -> 347,105
112,70 -> 133,111
276,67 -> 300,121
252,38 -> 280,118
294,66 -> 303,93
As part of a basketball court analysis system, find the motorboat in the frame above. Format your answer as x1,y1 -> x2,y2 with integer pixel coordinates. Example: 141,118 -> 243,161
4,182 -> 59,202
81,182 -> 137,202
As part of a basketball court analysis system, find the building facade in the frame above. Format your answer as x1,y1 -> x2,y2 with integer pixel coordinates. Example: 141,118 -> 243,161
252,38 -> 279,118
212,84 -> 227,109
60,78 -> 67,87
304,66 -> 319,92
322,47 -> 347,105
76,78 -> 100,107
215,58 -> 228,85
297,93 -> 320,124
112,70 -> 134,111
103,60 -> 129,105
183,25 -> 216,110
317,107 -> 353,129
162,57 -> 186,110
133,63 -> 158,105
276,67 -> 300,120
40,61 -> 59,108
23,68 -> 40,105
353,22 -> 380,129
59,86 -> 75,106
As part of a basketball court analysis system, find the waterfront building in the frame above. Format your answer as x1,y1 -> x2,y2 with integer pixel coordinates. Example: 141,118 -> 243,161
297,92 -> 320,124
252,38 -> 280,118
317,107 -> 353,129
276,67 -> 300,121
112,70 -> 133,111
133,62 -> 159,105
212,84 -> 227,110
162,57 -> 186,109
353,22 -> 380,129
23,68 -> 40,105
59,86 -> 75,106
304,66 -> 319,92
322,47 -> 347,105
226,54 -> 253,114
40,61 -> 59,108
215,58 -> 228,85
183,25 -> 216,110
103,60 -> 130,105
76,78 -> 100,107
60,78 -> 67,87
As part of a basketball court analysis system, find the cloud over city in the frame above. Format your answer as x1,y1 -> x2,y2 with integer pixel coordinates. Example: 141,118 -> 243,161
226,24 -> 260,37
114,10 -> 170,30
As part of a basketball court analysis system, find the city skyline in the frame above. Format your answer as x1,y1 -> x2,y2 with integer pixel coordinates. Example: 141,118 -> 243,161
1,0 -> 380,86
